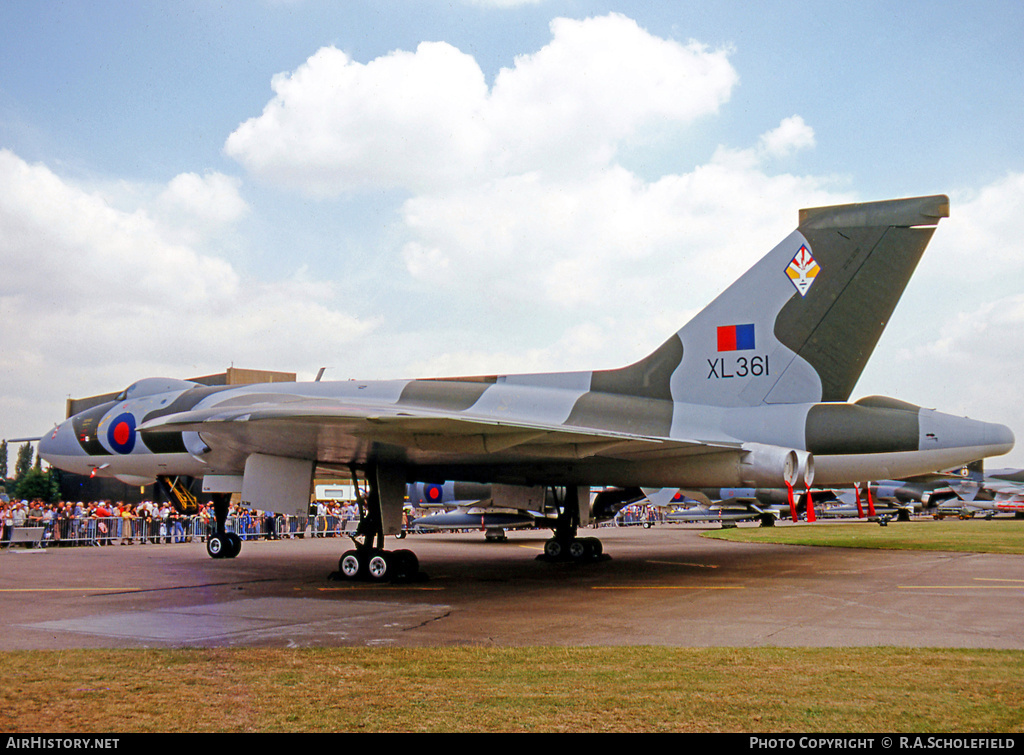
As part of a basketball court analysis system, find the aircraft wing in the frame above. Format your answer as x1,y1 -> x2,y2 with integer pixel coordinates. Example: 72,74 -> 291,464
639,488 -> 685,507
139,396 -> 742,477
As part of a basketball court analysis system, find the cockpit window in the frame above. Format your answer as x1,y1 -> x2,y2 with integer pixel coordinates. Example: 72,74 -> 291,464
123,378 -> 199,400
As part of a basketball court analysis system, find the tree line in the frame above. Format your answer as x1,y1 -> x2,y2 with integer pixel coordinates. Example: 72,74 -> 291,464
0,440 -> 61,502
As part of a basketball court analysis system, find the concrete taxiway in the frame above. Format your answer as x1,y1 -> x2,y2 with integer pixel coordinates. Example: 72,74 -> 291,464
2,523 -> 1022,650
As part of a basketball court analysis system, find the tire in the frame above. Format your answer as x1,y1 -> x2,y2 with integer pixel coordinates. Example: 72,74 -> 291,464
392,549 -> 419,579
568,539 -> 587,560
367,552 -> 390,581
226,532 -> 242,558
544,539 -> 563,559
339,550 -> 362,579
207,535 -> 225,559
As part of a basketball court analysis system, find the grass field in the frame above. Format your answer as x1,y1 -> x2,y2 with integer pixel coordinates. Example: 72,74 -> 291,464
4,518 -> 1022,733
3,646 -> 1023,733
704,518 -> 1024,554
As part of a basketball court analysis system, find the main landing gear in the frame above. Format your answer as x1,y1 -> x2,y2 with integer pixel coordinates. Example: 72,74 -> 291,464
336,547 -> 420,582
541,535 -> 604,561
329,466 -> 424,583
538,485 -> 607,564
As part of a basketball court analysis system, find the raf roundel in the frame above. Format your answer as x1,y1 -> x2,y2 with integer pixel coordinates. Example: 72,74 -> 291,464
107,413 -> 137,454
425,484 -> 443,502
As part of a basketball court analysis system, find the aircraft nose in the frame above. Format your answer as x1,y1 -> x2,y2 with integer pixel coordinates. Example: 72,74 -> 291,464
920,409 -> 1015,458
38,419 -> 85,464
988,421 -> 1015,454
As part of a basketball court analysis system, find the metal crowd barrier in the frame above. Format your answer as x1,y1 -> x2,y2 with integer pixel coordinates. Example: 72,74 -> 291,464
2,514 -> 361,548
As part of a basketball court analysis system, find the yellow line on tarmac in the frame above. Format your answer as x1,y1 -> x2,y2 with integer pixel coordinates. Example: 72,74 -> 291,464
898,585 -> 1024,589
592,585 -> 745,590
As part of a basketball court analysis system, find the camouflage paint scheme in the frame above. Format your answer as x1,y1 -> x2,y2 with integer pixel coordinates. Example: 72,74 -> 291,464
40,196 -> 1014,528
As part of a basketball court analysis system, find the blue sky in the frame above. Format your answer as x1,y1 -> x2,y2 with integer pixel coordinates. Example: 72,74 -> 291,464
3,0 -> 1024,467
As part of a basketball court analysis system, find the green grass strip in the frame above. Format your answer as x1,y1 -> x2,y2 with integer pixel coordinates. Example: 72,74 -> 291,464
704,519 -> 1024,554
2,647 -> 1023,732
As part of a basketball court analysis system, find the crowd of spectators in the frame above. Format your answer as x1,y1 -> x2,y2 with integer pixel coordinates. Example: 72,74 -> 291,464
0,498 -> 364,547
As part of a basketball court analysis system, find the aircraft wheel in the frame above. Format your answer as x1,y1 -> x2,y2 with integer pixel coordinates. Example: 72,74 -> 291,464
367,552 -> 390,581
392,549 -> 419,579
226,533 -> 242,558
543,539 -> 563,559
568,538 -> 588,560
339,550 -> 363,579
585,537 -> 603,558
207,535 -> 226,559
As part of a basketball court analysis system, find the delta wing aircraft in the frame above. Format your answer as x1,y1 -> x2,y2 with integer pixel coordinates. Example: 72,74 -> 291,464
407,481 -> 553,541
39,195 -> 1014,580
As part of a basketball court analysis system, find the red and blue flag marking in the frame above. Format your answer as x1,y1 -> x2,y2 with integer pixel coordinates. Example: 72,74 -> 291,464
717,323 -> 755,351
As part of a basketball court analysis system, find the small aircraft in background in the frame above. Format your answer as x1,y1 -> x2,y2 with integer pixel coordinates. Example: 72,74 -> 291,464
405,481 -> 554,542
934,466 -> 1024,519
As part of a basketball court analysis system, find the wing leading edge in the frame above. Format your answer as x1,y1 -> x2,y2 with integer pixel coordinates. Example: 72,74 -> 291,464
139,392 -> 744,483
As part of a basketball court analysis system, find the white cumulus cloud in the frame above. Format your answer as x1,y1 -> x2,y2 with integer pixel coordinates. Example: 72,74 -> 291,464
225,14 -> 737,194
158,171 -> 249,226
0,150 -> 373,436
758,115 -> 816,159
225,42 -> 491,194
221,13 -> 854,377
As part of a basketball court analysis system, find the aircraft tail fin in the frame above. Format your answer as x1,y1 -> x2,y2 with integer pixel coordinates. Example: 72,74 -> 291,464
584,195 -> 948,409
765,195 -> 949,404
964,459 -> 986,482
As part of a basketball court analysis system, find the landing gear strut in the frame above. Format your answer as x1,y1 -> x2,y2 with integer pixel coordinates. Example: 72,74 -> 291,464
205,492 -> 241,559
539,485 -> 606,563
330,464 -> 422,582
158,475 -> 200,516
